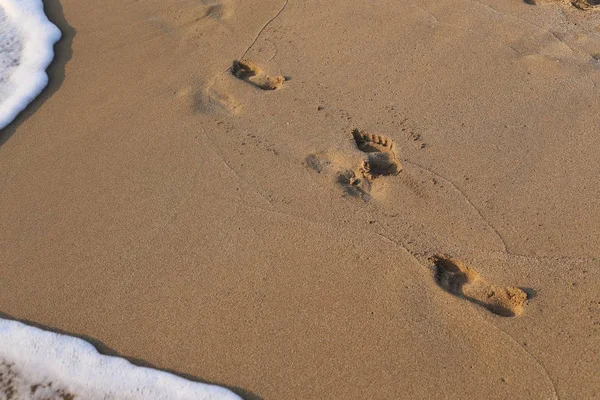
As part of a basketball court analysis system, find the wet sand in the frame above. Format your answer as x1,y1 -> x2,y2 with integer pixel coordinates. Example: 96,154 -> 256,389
1,0 -> 599,398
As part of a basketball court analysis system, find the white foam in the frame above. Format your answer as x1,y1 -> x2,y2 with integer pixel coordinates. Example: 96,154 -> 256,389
0,318 -> 241,400
0,0 -> 61,130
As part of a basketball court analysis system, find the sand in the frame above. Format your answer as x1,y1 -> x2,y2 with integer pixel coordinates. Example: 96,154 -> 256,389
1,0 -> 600,398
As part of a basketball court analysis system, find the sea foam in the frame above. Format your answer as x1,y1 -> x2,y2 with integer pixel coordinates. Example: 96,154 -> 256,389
0,0 -> 61,130
0,318 -> 241,399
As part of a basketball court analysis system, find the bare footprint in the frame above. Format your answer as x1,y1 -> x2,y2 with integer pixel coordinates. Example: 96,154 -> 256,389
570,0 -> 599,9
352,129 -> 402,178
432,255 -> 528,317
205,4 -> 232,20
305,153 -> 372,201
337,169 -> 372,200
306,130 -> 403,201
198,0 -> 234,20
532,0 -> 599,9
231,60 -> 285,90
190,80 -> 242,115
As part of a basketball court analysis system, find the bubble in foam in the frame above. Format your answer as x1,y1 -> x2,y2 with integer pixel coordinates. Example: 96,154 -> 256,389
0,318 -> 241,400
0,0 -> 61,130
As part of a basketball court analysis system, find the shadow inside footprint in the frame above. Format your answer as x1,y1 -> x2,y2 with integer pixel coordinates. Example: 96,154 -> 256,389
304,130 -> 403,202
432,255 -> 527,317
573,0 -> 600,9
231,60 -> 285,91
352,129 -> 402,178
337,170 -> 371,200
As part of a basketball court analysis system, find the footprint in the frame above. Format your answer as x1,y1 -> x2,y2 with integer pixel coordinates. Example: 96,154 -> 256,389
306,130 -> 403,201
352,129 -> 402,178
192,84 -> 241,114
205,4 -> 231,20
200,0 -> 234,20
337,169 -> 372,200
533,0 -> 599,9
432,255 -> 528,317
570,0 -> 599,9
231,60 -> 285,90
306,153 -> 370,200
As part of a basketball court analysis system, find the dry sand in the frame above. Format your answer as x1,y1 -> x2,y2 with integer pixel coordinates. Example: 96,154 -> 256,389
1,0 -> 600,398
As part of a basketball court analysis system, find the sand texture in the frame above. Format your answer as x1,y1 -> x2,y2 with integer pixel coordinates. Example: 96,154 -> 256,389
1,0 -> 600,398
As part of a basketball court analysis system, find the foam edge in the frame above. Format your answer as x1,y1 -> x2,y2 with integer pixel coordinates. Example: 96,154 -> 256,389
0,318 -> 242,399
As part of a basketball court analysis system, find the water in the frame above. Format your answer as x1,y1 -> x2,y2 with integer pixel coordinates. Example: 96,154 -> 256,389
0,319 -> 241,400
0,0 -> 61,130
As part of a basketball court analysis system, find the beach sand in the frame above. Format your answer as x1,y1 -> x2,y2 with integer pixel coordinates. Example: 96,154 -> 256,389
1,0 -> 599,398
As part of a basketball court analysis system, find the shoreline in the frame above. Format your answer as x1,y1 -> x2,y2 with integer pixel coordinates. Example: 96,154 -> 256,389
1,0 -> 599,398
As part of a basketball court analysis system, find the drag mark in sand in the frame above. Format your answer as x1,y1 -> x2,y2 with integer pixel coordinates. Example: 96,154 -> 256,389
238,0 -> 289,60
402,159 -> 509,254
432,255 -> 528,317
199,0 -> 288,112
374,229 -> 557,398
231,60 -> 285,90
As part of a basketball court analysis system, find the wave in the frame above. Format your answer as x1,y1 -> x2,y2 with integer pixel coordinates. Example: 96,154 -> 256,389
0,318 -> 241,399
0,0 -> 61,130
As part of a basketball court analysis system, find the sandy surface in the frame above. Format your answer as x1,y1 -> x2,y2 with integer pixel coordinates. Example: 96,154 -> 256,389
1,0 -> 600,398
